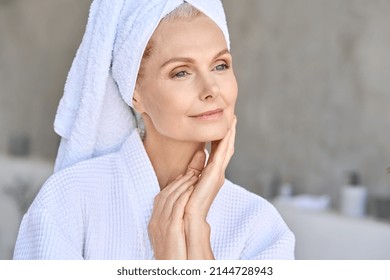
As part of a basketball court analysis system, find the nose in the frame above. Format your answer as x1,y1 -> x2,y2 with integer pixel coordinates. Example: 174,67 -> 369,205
199,73 -> 220,101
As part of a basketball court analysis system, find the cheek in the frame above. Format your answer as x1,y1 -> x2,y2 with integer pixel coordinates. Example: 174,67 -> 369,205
143,91 -> 192,130
222,75 -> 238,109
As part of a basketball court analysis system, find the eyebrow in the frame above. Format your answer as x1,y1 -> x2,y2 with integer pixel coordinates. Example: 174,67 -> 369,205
160,49 -> 230,69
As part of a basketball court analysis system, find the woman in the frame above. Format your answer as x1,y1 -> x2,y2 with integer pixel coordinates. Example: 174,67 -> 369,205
14,0 -> 294,260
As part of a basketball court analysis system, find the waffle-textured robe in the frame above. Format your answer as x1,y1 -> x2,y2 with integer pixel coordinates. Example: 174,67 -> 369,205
13,131 -> 295,259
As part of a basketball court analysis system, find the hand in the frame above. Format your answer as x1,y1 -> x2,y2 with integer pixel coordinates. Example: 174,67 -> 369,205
148,171 -> 198,259
148,116 -> 237,260
185,116 -> 237,219
184,116 -> 237,259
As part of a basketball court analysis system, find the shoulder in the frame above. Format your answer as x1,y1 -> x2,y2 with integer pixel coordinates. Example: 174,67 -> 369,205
14,153 -> 122,260
28,151 -> 121,216
215,179 -> 278,219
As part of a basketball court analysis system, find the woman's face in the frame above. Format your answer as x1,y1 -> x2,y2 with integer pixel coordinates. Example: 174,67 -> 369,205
133,13 -> 237,143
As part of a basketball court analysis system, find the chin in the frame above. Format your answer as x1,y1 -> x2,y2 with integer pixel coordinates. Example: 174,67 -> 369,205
194,117 -> 234,142
193,126 -> 230,143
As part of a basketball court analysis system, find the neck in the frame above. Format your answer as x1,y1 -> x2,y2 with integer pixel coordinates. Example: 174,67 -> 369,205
142,118 -> 205,190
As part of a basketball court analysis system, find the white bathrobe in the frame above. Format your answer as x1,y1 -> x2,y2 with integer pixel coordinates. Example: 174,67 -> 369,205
13,130 -> 295,259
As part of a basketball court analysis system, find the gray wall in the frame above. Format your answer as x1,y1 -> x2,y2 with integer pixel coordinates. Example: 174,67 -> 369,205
1,0 -> 390,210
0,0 -> 91,159
223,0 -> 390,208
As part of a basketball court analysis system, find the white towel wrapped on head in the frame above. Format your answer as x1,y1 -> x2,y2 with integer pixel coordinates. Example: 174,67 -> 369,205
53,0 -> 230,172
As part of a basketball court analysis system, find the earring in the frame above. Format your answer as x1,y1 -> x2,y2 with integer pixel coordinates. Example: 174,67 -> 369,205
130,107 -> 146,140
137,117 -> 146,141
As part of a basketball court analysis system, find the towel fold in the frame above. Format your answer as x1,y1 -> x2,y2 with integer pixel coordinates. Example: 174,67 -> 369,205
53,0 -> 230,172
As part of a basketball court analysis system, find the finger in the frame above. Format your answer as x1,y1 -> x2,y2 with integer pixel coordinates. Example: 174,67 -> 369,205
153,172 -> 195,215
158,175 -> 198,219
187,150 -> 206,177
210,128 -> 232,170
222,117 -> 237,170
189,118 -> 236,210
214,116 -> 236,169
171,185 -> 195,223
207,140 -> 220,165
161,171 -> 194,196
208,116 -> 236,167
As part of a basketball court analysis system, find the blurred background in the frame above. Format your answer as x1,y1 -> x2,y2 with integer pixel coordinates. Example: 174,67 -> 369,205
1,0 -> 390,259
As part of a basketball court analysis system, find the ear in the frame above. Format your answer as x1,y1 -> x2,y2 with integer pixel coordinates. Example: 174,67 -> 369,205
132,88 -> 145,113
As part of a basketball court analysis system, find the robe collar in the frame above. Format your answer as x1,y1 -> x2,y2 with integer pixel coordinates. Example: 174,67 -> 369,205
119,129 -> 160,258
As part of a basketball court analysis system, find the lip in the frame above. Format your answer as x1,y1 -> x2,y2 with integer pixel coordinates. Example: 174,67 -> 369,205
190,108 -> 224,120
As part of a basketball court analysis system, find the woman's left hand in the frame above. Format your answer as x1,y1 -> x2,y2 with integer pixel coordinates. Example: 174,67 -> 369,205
185,116 -> 236,219
184,116 -> 237,259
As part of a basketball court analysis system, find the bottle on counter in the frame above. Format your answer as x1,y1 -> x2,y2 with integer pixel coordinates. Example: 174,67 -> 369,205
340,171 -> 368,217
278,177 -> 293,200
279,182 -> 293,199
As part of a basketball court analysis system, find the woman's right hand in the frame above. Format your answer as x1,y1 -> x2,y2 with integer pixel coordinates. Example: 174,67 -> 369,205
148,171 -> 198,259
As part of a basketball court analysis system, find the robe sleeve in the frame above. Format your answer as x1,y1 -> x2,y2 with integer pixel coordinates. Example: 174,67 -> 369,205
13,208 -> 84,260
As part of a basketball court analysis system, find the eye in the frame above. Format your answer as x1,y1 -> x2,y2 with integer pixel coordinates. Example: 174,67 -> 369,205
171,70 -> 191,79
214,63 -> 229,71
174,71 -> 188,78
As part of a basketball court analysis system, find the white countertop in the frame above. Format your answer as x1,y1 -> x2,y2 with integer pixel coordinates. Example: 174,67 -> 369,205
273,198 -> 390,259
